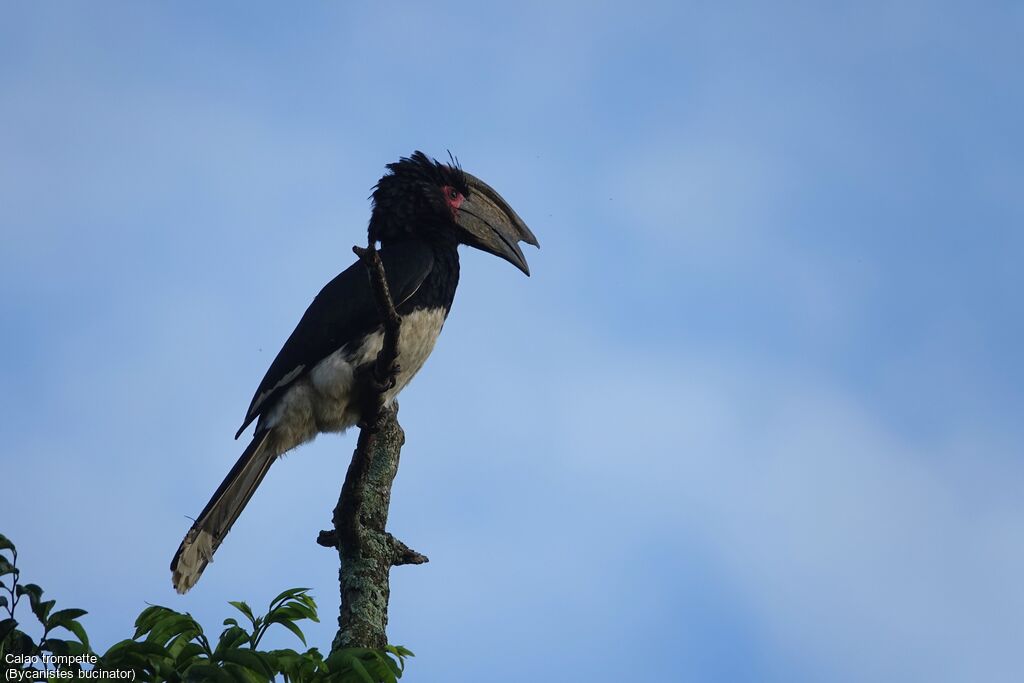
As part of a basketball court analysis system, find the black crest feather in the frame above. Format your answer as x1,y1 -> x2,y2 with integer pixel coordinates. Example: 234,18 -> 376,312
368,151 -> 469,244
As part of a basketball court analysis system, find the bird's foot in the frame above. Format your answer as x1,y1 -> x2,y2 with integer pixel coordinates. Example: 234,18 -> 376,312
358,410 -> 388,433
370,363 -> 401,394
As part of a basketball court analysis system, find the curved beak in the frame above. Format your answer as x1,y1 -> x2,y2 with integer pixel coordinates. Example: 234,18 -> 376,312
456,171 -> 539,276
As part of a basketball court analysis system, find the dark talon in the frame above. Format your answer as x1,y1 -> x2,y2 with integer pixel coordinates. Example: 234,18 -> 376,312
370,363 -> 400,393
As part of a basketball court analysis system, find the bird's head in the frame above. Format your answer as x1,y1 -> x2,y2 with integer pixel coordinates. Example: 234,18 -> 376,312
368,151 -> 539,275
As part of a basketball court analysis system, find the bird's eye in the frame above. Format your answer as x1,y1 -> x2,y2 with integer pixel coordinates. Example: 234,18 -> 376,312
447,188 -> 459,200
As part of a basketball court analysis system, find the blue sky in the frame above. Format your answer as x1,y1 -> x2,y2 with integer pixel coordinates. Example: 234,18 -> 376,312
2,2 -> 1022,681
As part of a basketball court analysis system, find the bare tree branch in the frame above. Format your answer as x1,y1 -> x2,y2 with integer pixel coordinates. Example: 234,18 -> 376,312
318,243 -> 428,651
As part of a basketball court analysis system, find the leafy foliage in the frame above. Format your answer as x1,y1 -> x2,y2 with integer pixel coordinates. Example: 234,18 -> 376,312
0,533 -> 91,674
1,534 -> 413,682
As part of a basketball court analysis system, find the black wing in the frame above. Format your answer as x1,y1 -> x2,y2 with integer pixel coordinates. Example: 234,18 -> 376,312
234,241 -> 435,438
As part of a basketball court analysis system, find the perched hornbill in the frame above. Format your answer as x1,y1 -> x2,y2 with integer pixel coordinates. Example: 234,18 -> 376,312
171,151 -> 538,593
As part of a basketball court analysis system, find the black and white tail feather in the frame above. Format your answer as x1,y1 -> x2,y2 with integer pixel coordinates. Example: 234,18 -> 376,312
170,431 -> 274,593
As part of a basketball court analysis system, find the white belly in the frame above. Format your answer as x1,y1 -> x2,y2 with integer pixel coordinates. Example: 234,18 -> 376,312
262,307 -> 446,454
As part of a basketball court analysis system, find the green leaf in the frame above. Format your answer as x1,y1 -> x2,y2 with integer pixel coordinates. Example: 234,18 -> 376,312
49,607 -> 88,621
173,641 -> 207,666
387,645 -> 414,658
42,637 -> 76,657
229,601 -> 256,626
268,602 -> 319,624
219,648 -> 275,678
47,608 -> 88,629
16,584 -> 56,627
64,639 -> 89,658
223,663 -> 266,683
185,663 -> 235,683
64,620 -> 91,650
166,631 -> 193,660
133,605 -> 171,638
268,616 -> 306,646
0,534 -> 14,552
273,646 -> 326,679
349,657 -> 377,683
104,638 -> 173,660
0,595 -> 7,610
214,626 -> 250,656
382,645 -> 412,675
0,556 -> 14,578
269,587 -> 311,606
147,612 -> 202,647
5,628 -> 35,658
98,638 -> 134,659
15,582 -> 39,598
0,617 -> 17,643
37,600 -> 57,625
374,651 -> 401,678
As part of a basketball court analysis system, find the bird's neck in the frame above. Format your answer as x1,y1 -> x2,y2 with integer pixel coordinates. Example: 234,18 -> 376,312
427,241 -> 460,313
397,239 -> 460,316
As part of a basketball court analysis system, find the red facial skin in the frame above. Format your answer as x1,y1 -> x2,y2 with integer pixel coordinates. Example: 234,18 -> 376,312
442,185 -> 464,220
